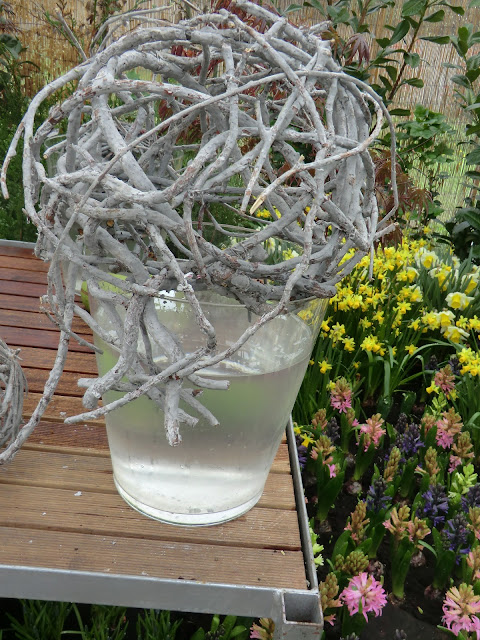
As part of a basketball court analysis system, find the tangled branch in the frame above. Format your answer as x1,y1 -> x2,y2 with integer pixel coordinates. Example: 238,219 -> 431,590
0,0 -> 397,461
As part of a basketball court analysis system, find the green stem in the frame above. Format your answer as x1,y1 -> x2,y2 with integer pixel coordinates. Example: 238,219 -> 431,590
387,4 -> 428,101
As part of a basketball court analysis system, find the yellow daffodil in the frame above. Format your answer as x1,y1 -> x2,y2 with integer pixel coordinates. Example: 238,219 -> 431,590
396,301 -> 412,316
442,324 -> 469,343
405,344 -> 417,355
446,291 -> 473,311
301,434 -> 315,447
342,337 -> 355,352
438,310 -> 455,328
360,334 -> 384,354
319,360 -> 332,374
426,382 -> 440,394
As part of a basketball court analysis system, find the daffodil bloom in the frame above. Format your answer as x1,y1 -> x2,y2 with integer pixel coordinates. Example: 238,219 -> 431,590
422,311 -> 441,329
360,317 -> 372,329
456,316 -> 469,330
360,334 -> 384,354
321,319 -> 330,333
396,301 -> 412,316
372,310 -> 384,325
459,347 -> 475,364
469,316 -> 480,331
446,292 -> 473,311
442,324 -> 469,343
330,323 -> 346,343
409,319 -> 421,331
426,382 -> 440,394
437,310 -> 455,328
416,249 -> 438,270
408,286 -> 423,303
464,276 -> 478,295
342,337 -> 355,352
319,360 -> 332,374
301,434 -> 315,447
405,344 -> 417,355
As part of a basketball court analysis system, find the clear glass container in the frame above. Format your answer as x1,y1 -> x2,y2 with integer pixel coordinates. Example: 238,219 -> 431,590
90,291 -> 326,526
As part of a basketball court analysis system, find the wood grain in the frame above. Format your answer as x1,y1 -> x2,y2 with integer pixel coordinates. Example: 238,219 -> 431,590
0,449 -> 296,510
0,526 -> 307,589
0,483 -> 300,550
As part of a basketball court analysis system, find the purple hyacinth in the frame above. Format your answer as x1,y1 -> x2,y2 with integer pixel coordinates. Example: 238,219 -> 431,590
396,422 -> 424,459
442,514 -> 471,563
421,484 -> 449,528
461,483 -> 480,513
326,417 -> 340,444
366,477 -> 392,513
296,437 -> 308,471
449,356 -> 460,377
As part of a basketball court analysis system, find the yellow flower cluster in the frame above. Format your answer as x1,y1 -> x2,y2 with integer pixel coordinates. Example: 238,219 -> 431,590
310,237 -> 480,381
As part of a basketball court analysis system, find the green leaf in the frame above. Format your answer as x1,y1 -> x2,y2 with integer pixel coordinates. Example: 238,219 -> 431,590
446,4 -> 465,14
389,108 -> 411,115
385,65 -> 398,81
389,19 -> 411,45
379,75 -> 393,91
283,4 -> 303,13
466,147 -> 480,164
402,77 -> 424,87
465,102 -> 480,110
451,74 -> 471,88
421,35 -> 450,44
376,37 -> 391,48
404,52 -> 420,67
425,9 -> 445,22
402,0 -> 426,17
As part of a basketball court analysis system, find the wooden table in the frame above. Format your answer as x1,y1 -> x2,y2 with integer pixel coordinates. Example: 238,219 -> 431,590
0,241 -> 322,640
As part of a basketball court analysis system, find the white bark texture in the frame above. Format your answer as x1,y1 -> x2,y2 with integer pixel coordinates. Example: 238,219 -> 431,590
0,0 -> 397,459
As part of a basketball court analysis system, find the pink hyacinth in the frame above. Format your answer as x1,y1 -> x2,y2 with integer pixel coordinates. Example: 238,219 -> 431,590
436,408 -> 463,450
327,464 -> 336,478
340,572 -> 387,622
448,454 -> 462,473
442,584 -> 480,638
359,414 -> 385,451
330,377 -> 352,413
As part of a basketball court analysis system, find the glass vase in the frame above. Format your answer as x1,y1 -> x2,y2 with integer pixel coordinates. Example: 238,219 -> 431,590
90,291 -> 326,526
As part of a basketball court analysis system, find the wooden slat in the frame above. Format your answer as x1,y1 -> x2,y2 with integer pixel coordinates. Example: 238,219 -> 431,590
1,326 -> 93,352
0,308 -> 88,334
0,254 -> 49,272
0,279 -> 47,298
0,483 -> 300,550
0,449 -> 296,510
23,392 -> 104,427
0,266 -> 48,285
23,367 -> 88,397
14,346 -> 98,375
0,245 -> 37,259
0,526 -> 306,589
0,293 -> 56,313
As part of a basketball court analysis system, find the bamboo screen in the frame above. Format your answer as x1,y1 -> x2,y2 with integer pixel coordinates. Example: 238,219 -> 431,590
9,0 -> 480,217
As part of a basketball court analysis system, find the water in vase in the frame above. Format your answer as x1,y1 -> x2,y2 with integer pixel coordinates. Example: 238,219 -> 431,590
92,295 -> 324,525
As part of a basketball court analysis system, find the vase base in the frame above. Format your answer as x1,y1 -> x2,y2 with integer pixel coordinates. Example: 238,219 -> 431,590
113,478 -> 263,526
